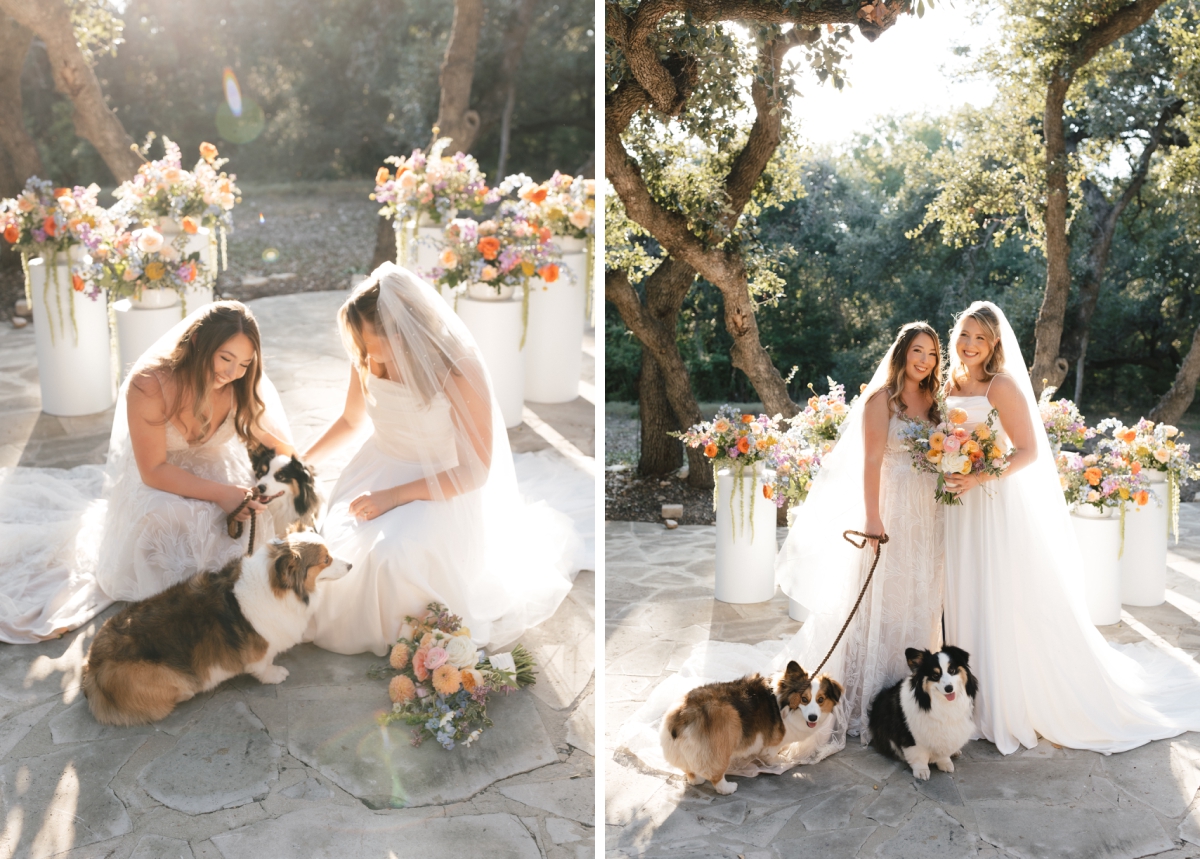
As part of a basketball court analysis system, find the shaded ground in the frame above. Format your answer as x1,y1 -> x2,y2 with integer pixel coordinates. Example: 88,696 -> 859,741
605,516 -> 1200,858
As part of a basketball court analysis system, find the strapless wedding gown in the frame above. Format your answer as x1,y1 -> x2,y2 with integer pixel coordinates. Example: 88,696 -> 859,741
945,394 -> 1200,754
0,405 -> 273,642
305,375 -> 579,656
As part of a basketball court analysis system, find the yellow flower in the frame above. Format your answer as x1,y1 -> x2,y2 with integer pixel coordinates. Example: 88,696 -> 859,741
948,408 -> 968,425
974,424 -> 991,441
1119,487 -> 1130,500
521,260 -> 536,277
144,261 -> 166,281
926,450 -> 942,464
928,432 -> 945,451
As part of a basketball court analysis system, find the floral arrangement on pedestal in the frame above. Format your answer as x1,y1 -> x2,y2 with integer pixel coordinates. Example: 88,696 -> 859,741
431,205 -> 560,343
0,178 -> 110,343
82,222 -> 207,310
1094,418 -> 1199,541
1056,449 -> 1149,555
789,379 -> 852,453
766,427 -> 821,510
111,137 -> 240,271
1038,386 -> 1094,451
371,603 -> 536,751
674,406 -> 783,536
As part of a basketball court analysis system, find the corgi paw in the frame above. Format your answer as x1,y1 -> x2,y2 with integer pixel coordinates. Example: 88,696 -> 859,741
713,779 -> 738,795
935,758 -> 955,773
685,772 -> 703,786
911,763 -> 931,781
255,664 -> 289,685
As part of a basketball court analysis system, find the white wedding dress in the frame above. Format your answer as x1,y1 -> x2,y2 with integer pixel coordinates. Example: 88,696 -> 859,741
945,389 -> 1200,754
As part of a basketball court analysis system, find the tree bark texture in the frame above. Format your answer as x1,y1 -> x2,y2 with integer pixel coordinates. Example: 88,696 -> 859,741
0,0 -> 143,183
1149,320 -> 1200,424
1029,0 -> 1168,397
434,0 -> 485,154
638,349 -> 684,476
0,13 -> 43,190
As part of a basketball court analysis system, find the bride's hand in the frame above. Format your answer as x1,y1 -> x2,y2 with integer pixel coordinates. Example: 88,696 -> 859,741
217,485 -> 266,521
350,489 -> 401,521
865,514 -> 886,549
945,472 -> 986,495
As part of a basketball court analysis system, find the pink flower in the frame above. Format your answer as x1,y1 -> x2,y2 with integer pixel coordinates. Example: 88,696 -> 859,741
425,647 -> 449,671
942,436 -> 961,453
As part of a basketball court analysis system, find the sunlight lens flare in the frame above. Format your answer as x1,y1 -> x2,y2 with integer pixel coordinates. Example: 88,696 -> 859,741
223,67 -> 242,117
262,248 -> 279,263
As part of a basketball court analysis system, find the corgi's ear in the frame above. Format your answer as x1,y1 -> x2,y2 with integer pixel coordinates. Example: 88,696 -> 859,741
905,648 -> 926,670
942,644 -> 971,666
818,675 -> 843,705
785,660 -> 807,679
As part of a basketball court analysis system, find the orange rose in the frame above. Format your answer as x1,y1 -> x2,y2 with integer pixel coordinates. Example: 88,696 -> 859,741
763,484 -> 773,500
1135,490 -> 1149,506
42,216 -> 57,238
1084,467 -> 1102,486
1131,462 -> 1142,475
199,142 -> 219,162
736,437 -> 750,454
538,226 -> 552,243
742,414 -> 754,424
1119,429 -> 1137,444
71,273 -> 84,292
704,443 -> 718,458
528,187 -> 548,204
53,187 -> 70,198
2,224 -> 17,243
375,166 -> 391,185
536,263 -> 559,283
477,236 -> 501,261
180,216 -> 199,234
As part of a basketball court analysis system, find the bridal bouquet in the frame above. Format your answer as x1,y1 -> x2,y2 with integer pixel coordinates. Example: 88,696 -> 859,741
1038,387 -> 1093,450
899,406 -> 1009,505
1094,417 -> 1199,540
373,603 -> 536,751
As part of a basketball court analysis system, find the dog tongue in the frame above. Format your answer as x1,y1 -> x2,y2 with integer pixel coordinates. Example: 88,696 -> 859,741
945,692 -> 956,702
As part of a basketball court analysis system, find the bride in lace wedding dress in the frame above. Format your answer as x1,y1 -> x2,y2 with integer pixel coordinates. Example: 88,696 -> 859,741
0,301 -> 293,643
299,264 -> 580,657
940,301 -> 1200,754
618,322 -> 947,773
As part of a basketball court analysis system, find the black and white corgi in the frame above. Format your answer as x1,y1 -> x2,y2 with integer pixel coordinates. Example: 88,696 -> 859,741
660,661 -> 843,794
250,445 -> 320,536
868,646 -> 978,780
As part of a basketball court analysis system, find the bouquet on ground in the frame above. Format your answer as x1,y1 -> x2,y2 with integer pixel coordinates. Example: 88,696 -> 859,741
767,427 -> 822,509
899,404 -> 1009,505
789,379 -> 852,453
372,137 -> 495,228
1,178 -> 111,341
1094,418 -> 1199,541
374,602 -> 536,751
1038,386 -> 1094,450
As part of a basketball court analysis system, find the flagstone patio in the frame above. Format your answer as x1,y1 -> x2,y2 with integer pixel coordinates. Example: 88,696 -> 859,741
605,513 -> 1200,859
0,290 -> 596,858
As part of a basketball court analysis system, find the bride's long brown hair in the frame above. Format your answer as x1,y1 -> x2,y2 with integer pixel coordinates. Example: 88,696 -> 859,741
139,301 -> 265,445
881,321 -> 942,422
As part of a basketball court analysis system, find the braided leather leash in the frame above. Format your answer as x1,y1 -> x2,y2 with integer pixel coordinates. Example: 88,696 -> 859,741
226,490 -> 258,556
812,530 -> 889,676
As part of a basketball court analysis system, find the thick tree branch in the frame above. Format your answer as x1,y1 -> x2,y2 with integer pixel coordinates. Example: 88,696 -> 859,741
434,0 -> 485,153
0,13 -> 43,186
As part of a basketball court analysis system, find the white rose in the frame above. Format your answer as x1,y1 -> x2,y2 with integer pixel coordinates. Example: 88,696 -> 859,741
941,452 -> 968,475
1154,448 -> 1171,464
1163,425 -> 1179,438
1087,490 -> 1100,503
445,635 -> 478,669
134,228 -> 164,254
488,652 -> 516,674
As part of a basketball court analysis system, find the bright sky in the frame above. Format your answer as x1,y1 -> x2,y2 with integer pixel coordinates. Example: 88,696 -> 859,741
790,3 -> 999,148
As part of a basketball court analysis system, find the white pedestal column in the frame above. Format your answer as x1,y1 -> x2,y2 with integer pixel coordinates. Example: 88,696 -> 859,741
412,221 -> 454,305
115,299 -> 184,379
456,293 -> 525,428
1070,506 -> 1122,625
784,501 -> 810,621
1120,471 -> 1168,607
28,255 -> 116,416
523,274 -> 584,404
714,463 -> 778,604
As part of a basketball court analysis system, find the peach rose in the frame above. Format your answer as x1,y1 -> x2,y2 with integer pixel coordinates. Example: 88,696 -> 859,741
568,208 -> 591,230
376,167 -> 391,185
199,142 -> 219,162
439,248 -> 459,268
425,647 -> 449,671
948,408 -> 968,425
134,228 -> 164,254
480,265 -> 499,282
477,236 -> 501,261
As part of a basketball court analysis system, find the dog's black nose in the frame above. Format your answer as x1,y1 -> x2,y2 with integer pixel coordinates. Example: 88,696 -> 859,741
944,685 -> 953,693
256,484 -> 266,494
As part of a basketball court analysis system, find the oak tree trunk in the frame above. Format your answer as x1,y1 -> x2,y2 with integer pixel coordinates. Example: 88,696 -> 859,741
0,13 -> 43,190
1149,320 -> 1200,425
638,350 -> 684,476
434,0 -> 485,154
0,0 -> 143,183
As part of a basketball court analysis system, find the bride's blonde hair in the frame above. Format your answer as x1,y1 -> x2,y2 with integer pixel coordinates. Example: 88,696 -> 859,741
949,301 -> 1005,390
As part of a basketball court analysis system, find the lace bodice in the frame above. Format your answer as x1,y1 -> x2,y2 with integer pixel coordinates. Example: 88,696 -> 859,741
162,405 -> 247,485
366,375 -> 458,469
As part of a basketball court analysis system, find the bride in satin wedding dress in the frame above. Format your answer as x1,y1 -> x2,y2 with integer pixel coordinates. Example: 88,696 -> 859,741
300,264 -> 580,657
618,322 -> 948,772
940,301 -> 1200,754
0,301 -> 294,643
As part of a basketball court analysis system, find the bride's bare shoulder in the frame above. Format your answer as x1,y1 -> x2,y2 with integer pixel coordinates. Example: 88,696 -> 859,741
127,369 -> 170,416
